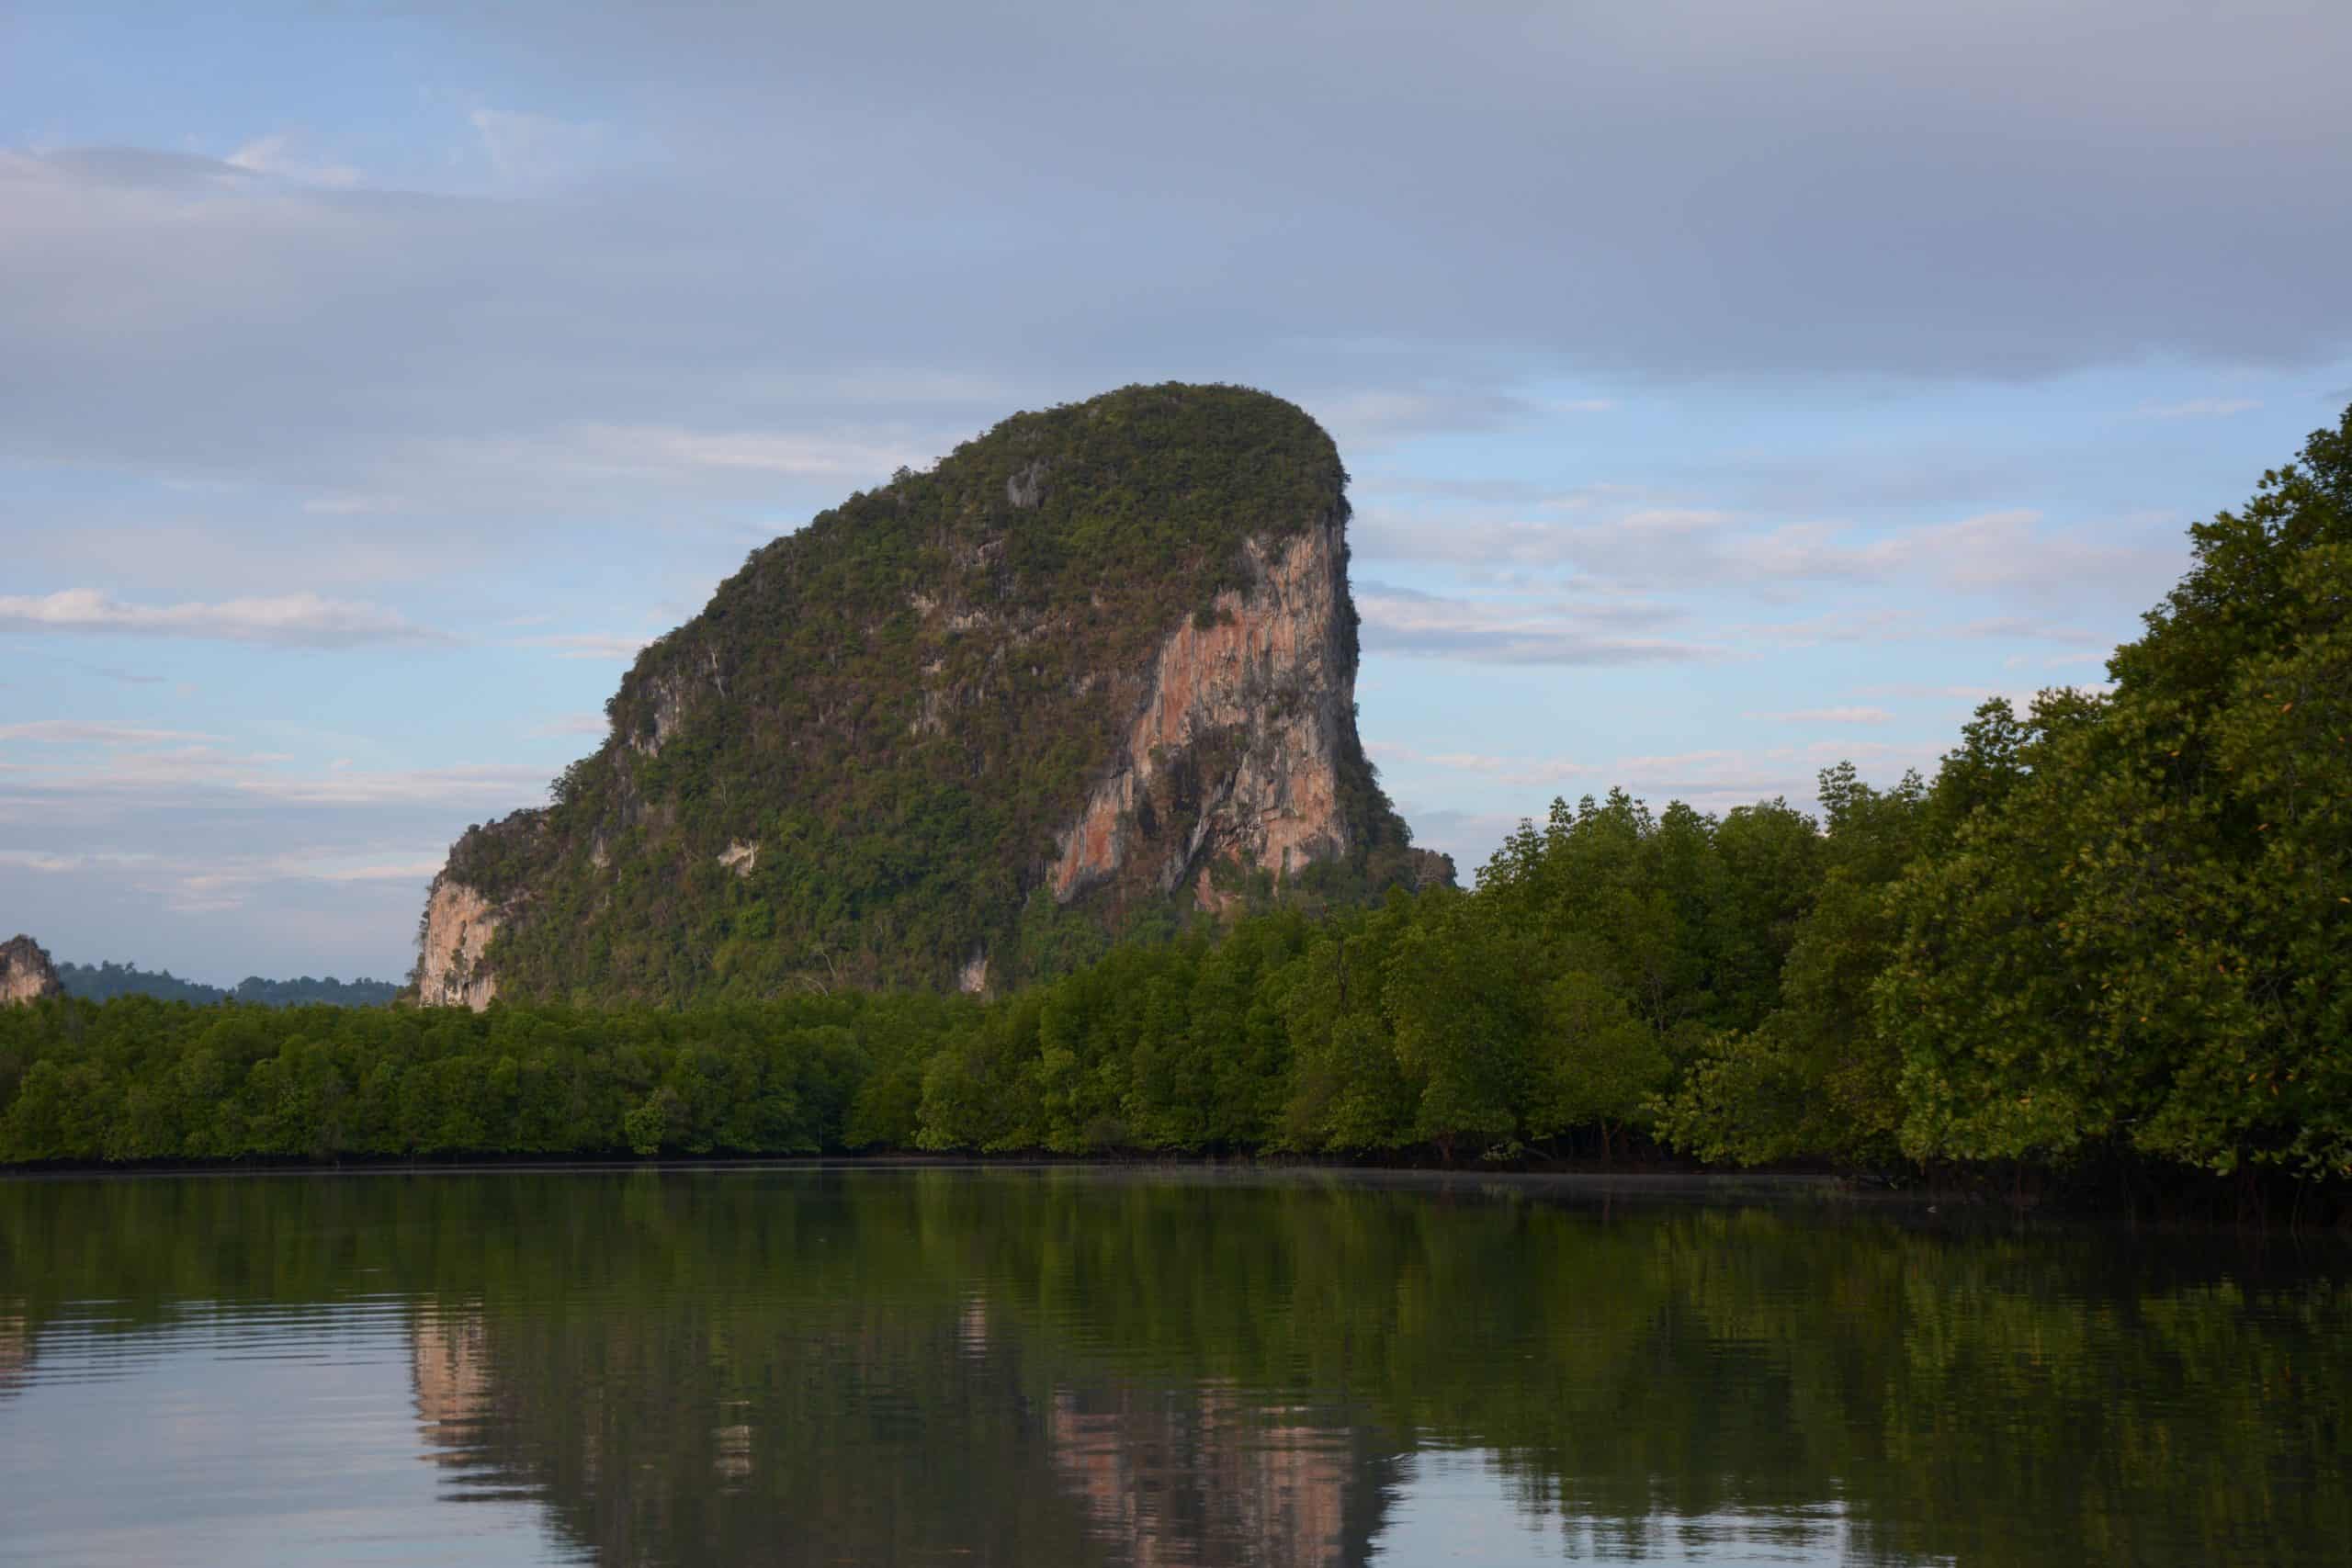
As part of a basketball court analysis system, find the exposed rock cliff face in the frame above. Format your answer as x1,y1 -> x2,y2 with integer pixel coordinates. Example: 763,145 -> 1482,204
1050,518 -> 1351,904
415,383 -> 1447,1009
0,935 -> 62,1006
413,878 -> 501,1010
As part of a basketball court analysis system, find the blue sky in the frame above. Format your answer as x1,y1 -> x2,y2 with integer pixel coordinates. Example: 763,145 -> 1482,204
4,1 -> 2348,984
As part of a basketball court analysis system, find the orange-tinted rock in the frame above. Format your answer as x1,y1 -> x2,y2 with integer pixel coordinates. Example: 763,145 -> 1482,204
0,935 -> 62,1006
413,879 -> 501,1010
1052,516 -> 1353,904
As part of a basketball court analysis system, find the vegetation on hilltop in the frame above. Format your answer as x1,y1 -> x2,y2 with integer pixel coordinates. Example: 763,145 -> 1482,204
441,381 -> 1425,1005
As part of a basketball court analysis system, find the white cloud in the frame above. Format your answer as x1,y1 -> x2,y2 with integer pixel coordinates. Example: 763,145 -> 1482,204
513,633 -> 650,660
296,856 -> 447,884
301,491 -> 406,515
598,423 -> 924,479
1736,609 -> 1917,648
532,712 -> 612,737
1326,389 -> 1615,445
0,744 -> 543,953
1860,510 -> 2177,596
223,131 -> 361,189
0,588 -> 439,647
345,422 -> 934,517
0,749 -> 548,815
81,664 -> 169,686
0,720 -> 226,745
1353,504 -> 1734,574
1612,748 -> 1743,773
0,849 -> 105,874
1356,586 -> 1714,665
1387,739 -> 1962,822
1851,682 -> 2004,703
469,107 -> 606,184
1371,743 -> 1599,788
2,844 -> 443,916
229,763 -> 550,808
1950,615 -> 2109,647
2132,398 -> 2260,420
1743,706 -> 1894,725
20,522 -> 441,600
1736,607 -> 2116,649
1356,499 -> 2181,612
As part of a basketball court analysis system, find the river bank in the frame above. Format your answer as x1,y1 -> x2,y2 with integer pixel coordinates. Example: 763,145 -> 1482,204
7,1145 -> 2346,1230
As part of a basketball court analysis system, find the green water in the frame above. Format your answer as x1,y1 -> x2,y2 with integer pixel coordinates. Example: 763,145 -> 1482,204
0,1168 -> 2344,1566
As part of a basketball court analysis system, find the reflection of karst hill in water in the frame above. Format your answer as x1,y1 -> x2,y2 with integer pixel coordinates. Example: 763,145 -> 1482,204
6,1174 -> 2348,1568
0,1314 -> 28,1402
403,1294 -> 1398,1567
401,1298 -> 1114,1563
1046,1385 -> 1393,1568
410,1305 -> 490,1463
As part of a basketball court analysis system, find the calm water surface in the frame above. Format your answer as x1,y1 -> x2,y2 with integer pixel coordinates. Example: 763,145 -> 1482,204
1,1168 -> 2345,1566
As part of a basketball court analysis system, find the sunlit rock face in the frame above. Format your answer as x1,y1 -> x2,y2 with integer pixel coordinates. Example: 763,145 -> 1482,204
1050,516 -> 1352,906
0,935 -> 62,1006
411,383 -> 1444,1008
413,878 -> 501,1010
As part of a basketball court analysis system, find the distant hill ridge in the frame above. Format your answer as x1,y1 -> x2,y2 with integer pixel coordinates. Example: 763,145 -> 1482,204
416,382 -> 1448,1009
57,960 -> 401,1009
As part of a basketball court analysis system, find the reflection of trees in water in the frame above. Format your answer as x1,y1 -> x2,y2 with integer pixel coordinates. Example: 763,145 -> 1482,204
404,1292 -> 1397,1568
3,1171 -> 2347,1566
401,1292 -> 1114,1564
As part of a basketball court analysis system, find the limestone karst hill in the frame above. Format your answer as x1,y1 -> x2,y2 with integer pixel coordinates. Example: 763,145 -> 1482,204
416,383 -> 1448,1008
1,936 -> 63,1006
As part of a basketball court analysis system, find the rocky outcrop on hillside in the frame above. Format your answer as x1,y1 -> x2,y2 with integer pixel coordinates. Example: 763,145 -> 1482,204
413,880 -> 502,1010
416,383 -> 1447,1009
1052,516 -> 1351,907
1,936 -> 63,1006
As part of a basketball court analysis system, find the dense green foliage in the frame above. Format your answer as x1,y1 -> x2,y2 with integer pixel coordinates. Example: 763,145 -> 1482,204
57,959 -> 400,1009
0,823 -> 1862,1167
1878,417 -> 2352,1177
4,407 -> 2346,1190
445,381 -> 1421,1005
5,1172 -> 2345,1566
1678,402 -> 2352,1180
0,991 -> 912,1162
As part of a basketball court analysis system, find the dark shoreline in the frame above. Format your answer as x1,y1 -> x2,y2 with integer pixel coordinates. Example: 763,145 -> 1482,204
7,1149 -> 2346,1234
0,1148 -> 1841,1186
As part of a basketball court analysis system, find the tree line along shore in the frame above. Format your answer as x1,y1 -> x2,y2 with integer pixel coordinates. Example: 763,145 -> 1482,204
4,408 -> 2346,1215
